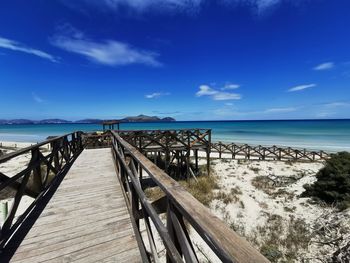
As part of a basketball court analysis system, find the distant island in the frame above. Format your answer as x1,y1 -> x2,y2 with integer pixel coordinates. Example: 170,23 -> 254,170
0,115 -> 176,125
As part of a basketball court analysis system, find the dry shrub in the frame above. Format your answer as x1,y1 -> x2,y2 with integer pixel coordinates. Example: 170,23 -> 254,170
180,175 -> 219,206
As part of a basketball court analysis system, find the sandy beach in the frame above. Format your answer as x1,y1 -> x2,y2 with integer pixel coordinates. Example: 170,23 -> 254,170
0,142 -> 35,225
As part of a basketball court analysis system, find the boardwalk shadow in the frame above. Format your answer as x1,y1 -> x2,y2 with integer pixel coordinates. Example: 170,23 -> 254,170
0,155 -> 79,263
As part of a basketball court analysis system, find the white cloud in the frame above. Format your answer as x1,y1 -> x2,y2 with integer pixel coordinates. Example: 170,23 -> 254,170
32,92 -> 45,103
264,107 -> 297,113
221,83 -> 240,90
316,111 -> 334,118
324,102 -> 350,108
196,85 -> 218,96
288,83 -> 316,92
63,0 -> 290,14
225,0 -> 281,12
51,26 -> 161,67
104,0 -> 203,11
62,0 -> 204,14
213,92 -> 241,100
313,62 -> 334,71
0,36 -> 57,62
196,84 -> 241,100
145,92 -> 170,99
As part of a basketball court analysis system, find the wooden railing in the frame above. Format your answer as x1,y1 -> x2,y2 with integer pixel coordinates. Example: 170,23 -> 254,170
118,129 -> 211,179
0,132 -> 83,249
83,132 -> 111,149
118,129 -> 211,152
211,142 -> 329,161
110,131 -> 269,262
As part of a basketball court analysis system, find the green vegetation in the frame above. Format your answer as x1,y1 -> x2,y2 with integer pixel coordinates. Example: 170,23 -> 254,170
302,151 -> 350,210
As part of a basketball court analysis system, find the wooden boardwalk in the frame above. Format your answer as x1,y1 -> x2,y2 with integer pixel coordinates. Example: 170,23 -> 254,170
11,148 -> 141,263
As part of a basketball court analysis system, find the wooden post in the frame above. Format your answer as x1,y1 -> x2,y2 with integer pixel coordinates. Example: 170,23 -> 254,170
165,133 -> 170,173
166,201 -> 182,262
1,201 -> 8,222
207,132 -> 211,176
176,151 -> 180,178
53,141 -> 60,171
32,148 -> 43,193
186,131 -> 191,179
154,152 -> 158,166
194,149 -> 198,174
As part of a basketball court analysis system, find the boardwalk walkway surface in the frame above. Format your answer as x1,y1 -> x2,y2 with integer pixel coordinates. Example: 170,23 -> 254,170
11,148 -> 141,263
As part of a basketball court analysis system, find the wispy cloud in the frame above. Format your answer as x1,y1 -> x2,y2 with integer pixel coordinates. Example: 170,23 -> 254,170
223,0 -> 282,13
213,105 -> 299,117
32,92 -> 45,103
264,107 -> 297,113
288,83 -> 316,92
221,83 -> 240,90
152,110 -> 181,115
323,102 -> 350,108
61,0 -> 204,13
314,101 -> 350,118
196,84 -> 241,100
145,92 -> 170,99
62,0 -> 291,14
51,25 -> 161,67
0,36 -> 58,62
313,62 -> 334,71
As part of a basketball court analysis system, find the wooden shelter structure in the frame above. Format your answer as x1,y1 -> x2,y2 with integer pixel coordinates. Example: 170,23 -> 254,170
102,120 -> 121,131
118,129 -> 211,179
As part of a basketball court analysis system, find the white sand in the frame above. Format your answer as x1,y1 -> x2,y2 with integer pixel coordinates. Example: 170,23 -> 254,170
0,142 -> 34,225
0,141 -> 36,149
200,157 -> 350,262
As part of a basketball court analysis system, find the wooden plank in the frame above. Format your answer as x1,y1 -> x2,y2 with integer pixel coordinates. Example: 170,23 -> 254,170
11,148 -> 141,263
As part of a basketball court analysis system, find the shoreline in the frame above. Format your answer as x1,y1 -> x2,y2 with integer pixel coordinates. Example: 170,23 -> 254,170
1,119 -> 350,152
0,138 -> 346,153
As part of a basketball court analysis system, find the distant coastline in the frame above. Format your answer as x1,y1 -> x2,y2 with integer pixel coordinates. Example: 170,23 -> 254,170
1,119 -> 350,152
0,114 -> 176,125
0,118 -> 349,125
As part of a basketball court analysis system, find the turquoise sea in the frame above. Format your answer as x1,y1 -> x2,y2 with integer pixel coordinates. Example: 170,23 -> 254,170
0,120 -> 350,152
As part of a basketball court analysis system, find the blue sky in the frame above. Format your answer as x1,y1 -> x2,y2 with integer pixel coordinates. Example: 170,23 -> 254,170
0,0 -> 349,121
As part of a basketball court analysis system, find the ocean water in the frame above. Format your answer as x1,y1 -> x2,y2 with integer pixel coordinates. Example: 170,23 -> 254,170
0,120 -> 349,152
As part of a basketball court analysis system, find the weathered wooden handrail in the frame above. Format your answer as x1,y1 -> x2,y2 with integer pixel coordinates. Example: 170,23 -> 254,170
118,129 -> 211,151
117,129 -> 212,178
110,131 -> 269,263
82,132 -> 111,149
210,141 -> 329,162
0,131 -> 83,249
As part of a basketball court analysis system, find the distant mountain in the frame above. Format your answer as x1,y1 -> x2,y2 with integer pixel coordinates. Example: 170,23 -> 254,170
0,119 -> 72,124
121,114 -> 175,122
0,115 -> 175,125
0,119 -> 35,124
38,119 -> 72,124
75,119 -> 103,124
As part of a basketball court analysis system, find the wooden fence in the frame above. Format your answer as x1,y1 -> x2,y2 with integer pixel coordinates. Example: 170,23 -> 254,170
118,129 -> 211,152
211,142 -> 329,162
0,132 -> 83,249
118,129 -> 212,178
110,131 -> 269,262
